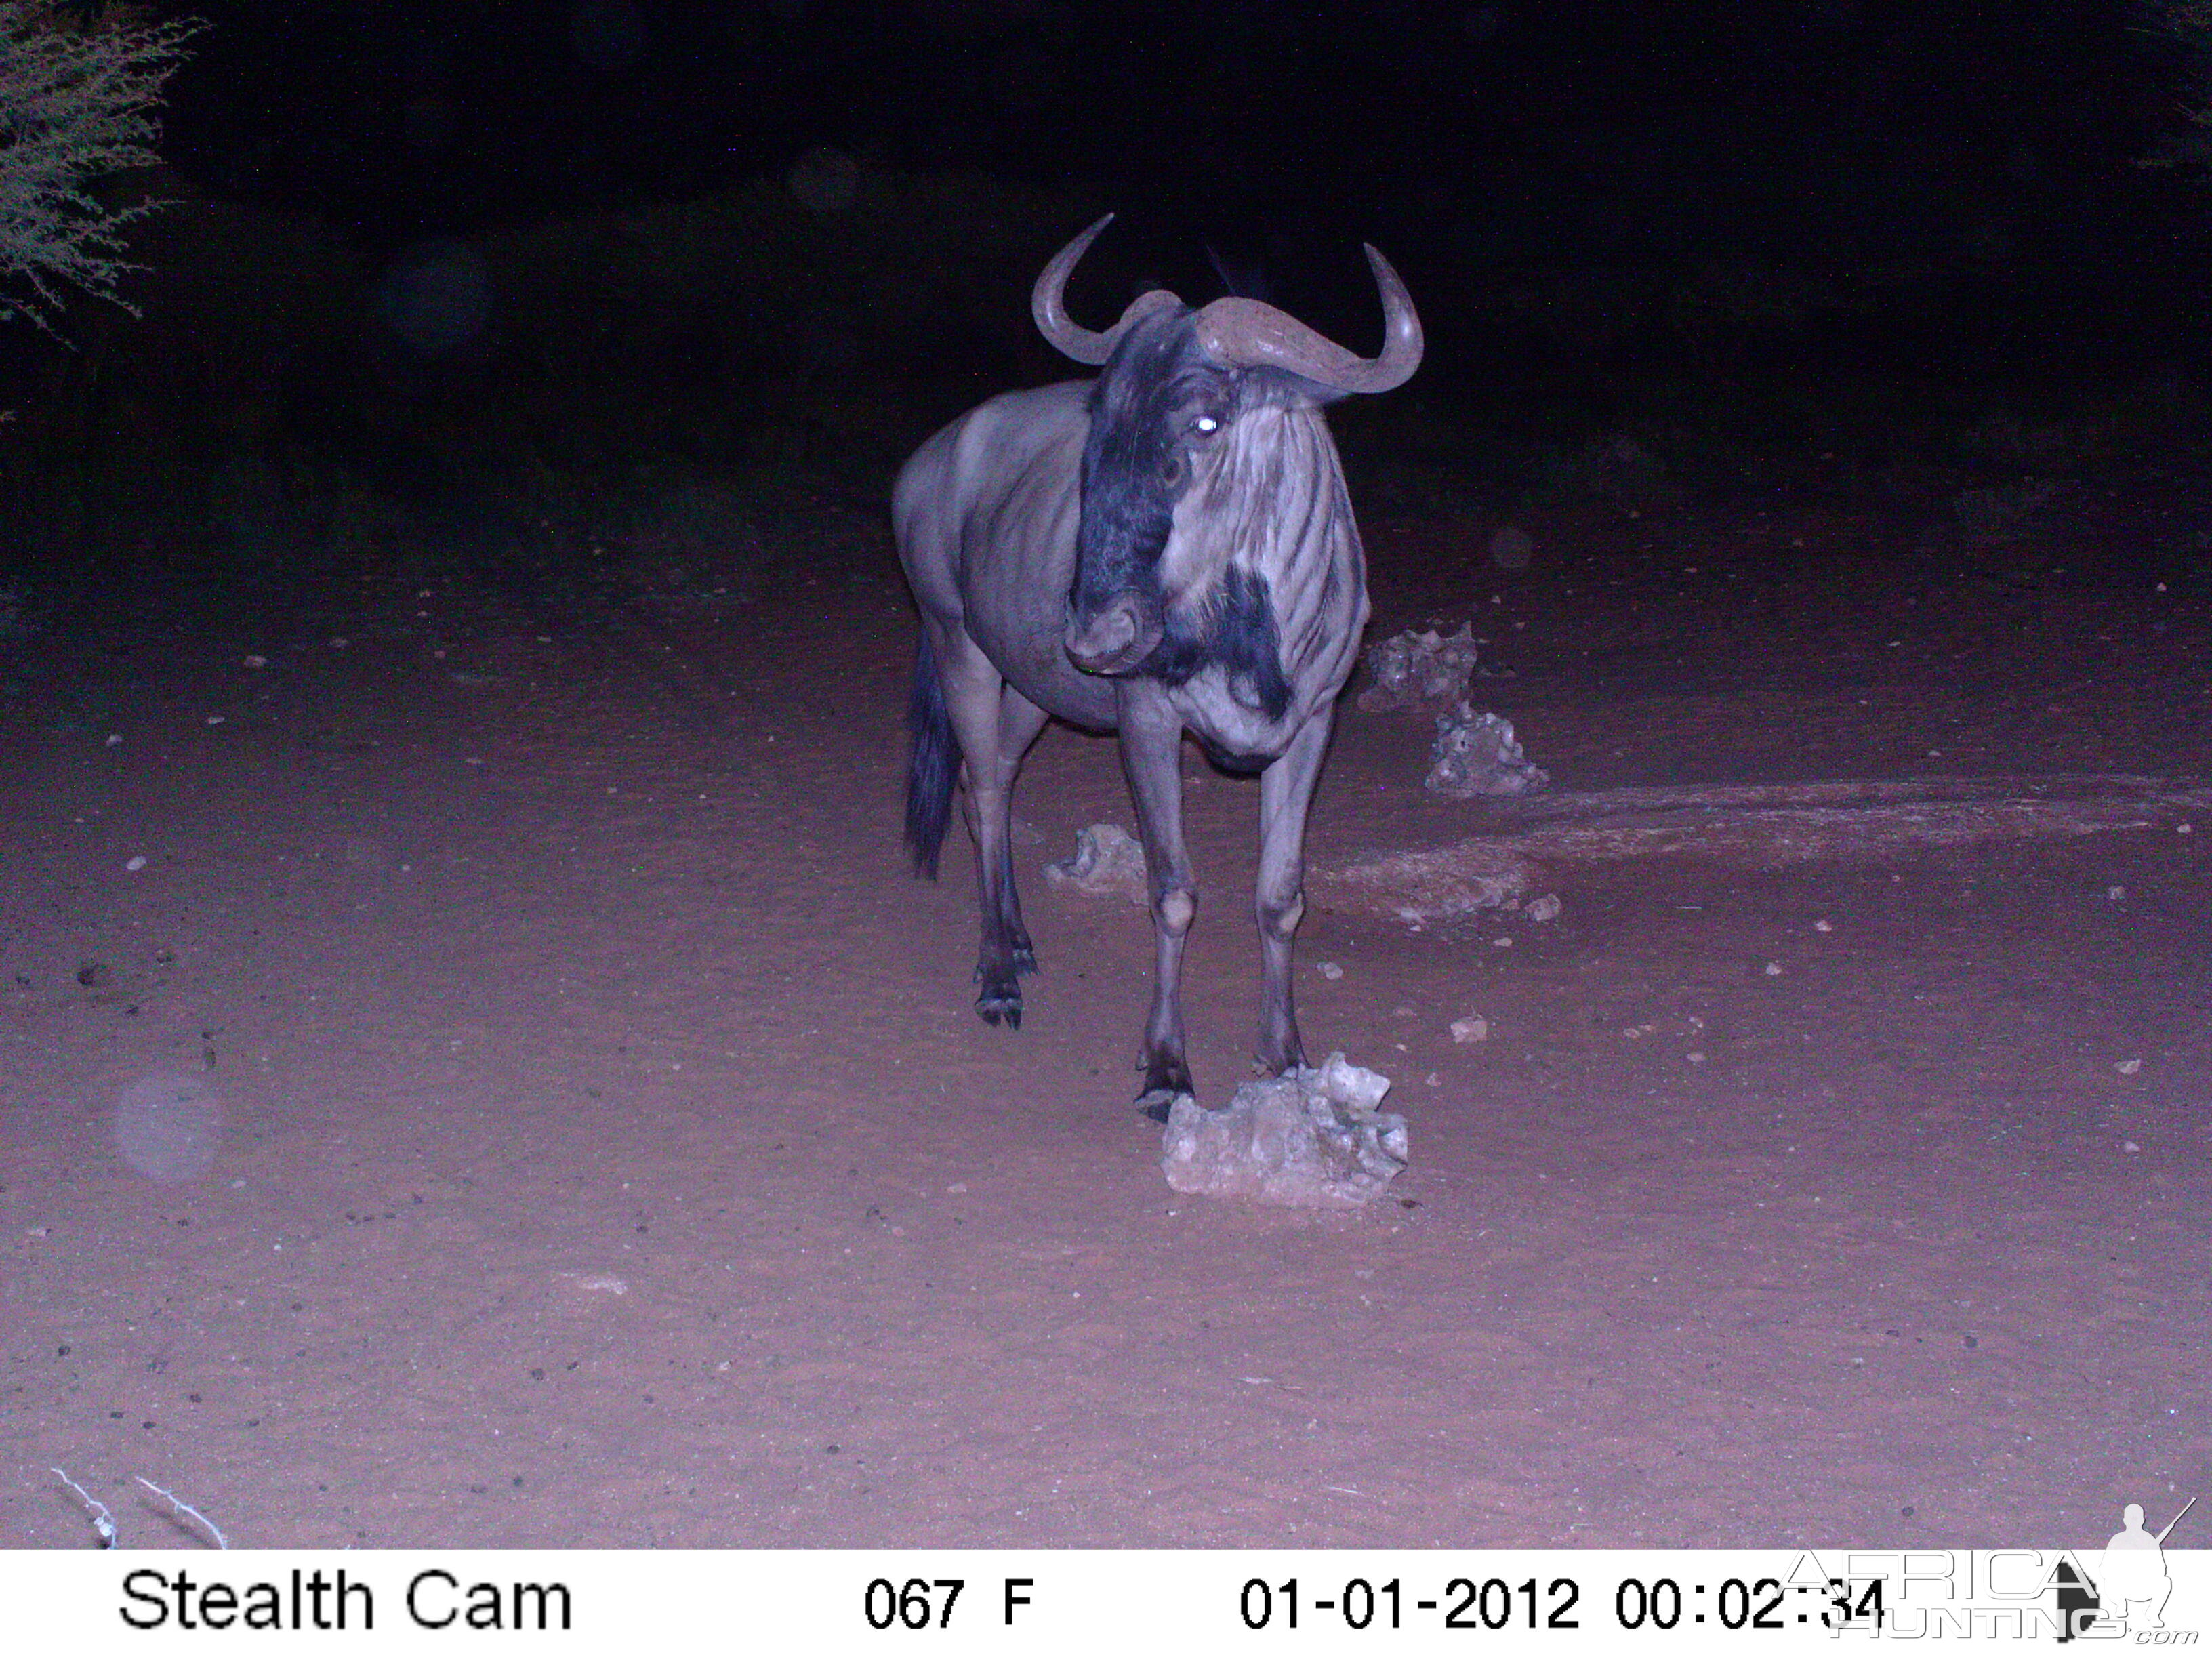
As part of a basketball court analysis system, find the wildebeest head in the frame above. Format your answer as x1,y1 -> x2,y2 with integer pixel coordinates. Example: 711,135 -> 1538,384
1033,215 -> 1422,680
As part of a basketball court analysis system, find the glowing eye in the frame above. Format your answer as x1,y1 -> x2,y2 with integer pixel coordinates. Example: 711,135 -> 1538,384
1192,415 -> 1219,434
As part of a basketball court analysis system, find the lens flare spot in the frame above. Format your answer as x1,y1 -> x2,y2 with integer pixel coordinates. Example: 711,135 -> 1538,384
113,1072 -> 222,1183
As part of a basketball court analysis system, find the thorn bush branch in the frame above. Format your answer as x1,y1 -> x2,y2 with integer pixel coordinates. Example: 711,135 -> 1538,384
0,3 -> 205,334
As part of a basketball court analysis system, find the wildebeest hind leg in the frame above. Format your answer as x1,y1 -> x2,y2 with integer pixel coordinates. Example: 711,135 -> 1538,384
994,688 -> 1050,977
940,630 -> 1031,1028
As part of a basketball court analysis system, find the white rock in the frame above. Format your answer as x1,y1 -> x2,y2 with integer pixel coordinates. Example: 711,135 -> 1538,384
1044,823 -> 1149,905
1160,1053 -> 1408,1208
1426,708 -> 1549,798
1356,623 -> 1483,713
1316,1051 -> 1392,1113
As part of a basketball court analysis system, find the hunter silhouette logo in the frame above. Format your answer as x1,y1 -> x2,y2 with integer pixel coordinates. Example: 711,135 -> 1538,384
2055,1495 -> 2196,1641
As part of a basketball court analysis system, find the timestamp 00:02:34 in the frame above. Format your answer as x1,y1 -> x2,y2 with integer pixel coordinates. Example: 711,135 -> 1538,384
1232,1573 -> 1886,1633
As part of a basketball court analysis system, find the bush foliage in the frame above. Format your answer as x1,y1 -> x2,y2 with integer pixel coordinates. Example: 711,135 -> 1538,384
0,2 -> 200,333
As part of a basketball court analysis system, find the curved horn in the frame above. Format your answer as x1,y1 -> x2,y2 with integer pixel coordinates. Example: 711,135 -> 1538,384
1191,243 -> 1423,394
1031,213 -> 1183,365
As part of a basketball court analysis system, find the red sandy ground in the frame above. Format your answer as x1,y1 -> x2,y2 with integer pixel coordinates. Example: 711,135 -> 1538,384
2,480 -> 2207,1549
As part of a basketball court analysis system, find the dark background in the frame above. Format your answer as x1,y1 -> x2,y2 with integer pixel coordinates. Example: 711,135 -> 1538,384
159,1 -> 2189,273
3,0 -> 2209,588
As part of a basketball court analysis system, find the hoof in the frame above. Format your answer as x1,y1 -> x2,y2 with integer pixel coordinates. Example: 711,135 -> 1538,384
1139,1054 -> 1194,1094
976,991 -> 1023,1029
1011,941 -> 1039,977
1135,1050 -> 1195,1123
1135,1087 -> 1191,1124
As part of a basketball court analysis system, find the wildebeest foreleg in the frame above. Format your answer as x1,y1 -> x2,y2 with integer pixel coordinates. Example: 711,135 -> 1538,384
1119,694 -> 1197,1118
939,628 -> 1047,1027
1254,709 -> 1334,1076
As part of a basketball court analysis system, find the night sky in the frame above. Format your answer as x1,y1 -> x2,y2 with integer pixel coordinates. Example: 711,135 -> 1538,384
0,0 -> 2200,457
159,1 -> 2190,271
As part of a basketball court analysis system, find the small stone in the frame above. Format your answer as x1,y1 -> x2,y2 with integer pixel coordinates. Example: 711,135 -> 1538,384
1316,960 -> 1343,980
2115,1059 -> 2142,1076
1814,918 -> 1832,933
1449,1016 -> 1488,1044
243,655 -> 268,669
124,855 -> 148,872
1763,962 -> 1783,976
2107,886 -> 2125,901
1524,893 -> 1561,923
2121,1140 -> 2142,1153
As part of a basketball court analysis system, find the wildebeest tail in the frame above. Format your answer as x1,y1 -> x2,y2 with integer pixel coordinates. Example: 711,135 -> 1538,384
903,630 -> 958,878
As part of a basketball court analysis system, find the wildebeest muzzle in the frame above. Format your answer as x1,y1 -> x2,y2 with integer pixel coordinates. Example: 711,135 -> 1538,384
1064,594 -> 1162,675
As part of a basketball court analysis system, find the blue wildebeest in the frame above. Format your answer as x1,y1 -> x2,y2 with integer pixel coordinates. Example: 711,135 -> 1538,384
896,214 -> 1422,1117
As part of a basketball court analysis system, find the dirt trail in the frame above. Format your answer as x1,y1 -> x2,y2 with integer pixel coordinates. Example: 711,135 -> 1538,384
3,495 -> 2207,1549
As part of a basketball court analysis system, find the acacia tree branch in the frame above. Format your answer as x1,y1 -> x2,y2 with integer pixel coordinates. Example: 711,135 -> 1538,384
0,3 -> 205,335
